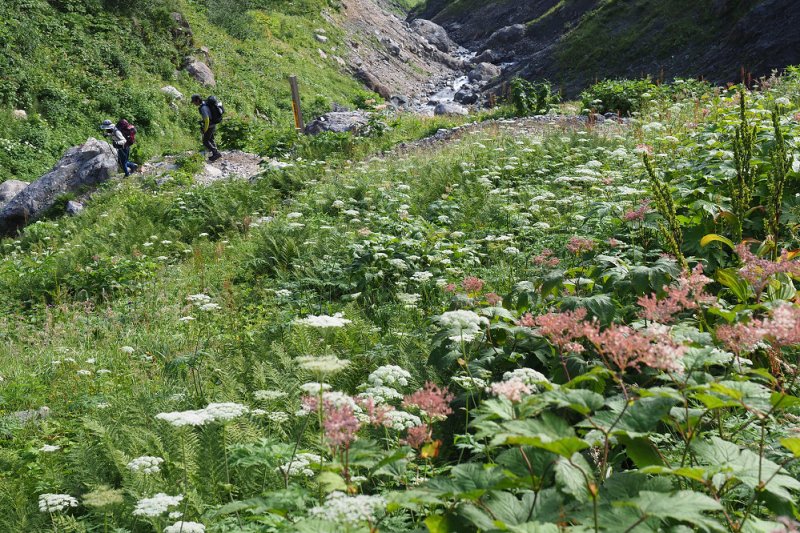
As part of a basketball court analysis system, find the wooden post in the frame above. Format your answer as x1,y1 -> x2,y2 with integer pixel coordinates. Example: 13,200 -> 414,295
289,75 -> 304,132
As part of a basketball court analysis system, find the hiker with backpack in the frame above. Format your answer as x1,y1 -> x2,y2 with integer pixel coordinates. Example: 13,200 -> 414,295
191,94 -> 224,162
100,119 -> 138,177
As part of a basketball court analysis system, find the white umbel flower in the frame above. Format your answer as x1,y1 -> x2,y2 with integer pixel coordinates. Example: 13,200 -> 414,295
367,365 -> 411,388
502,368 -> 549,387
38,493 -> 78,513
253,390 -> 287,401
297,355 -> 350,376
127,456 -> 165,474
155,409 -> 214,427
383,410 -> 422,431
308,491 -> 386,526
293,313 -> 352,328
39,444 -> 61,453
132,493 -> 183,517
276,453 -> 322,477
164,521 -> 205,533
203,402 -> 249,422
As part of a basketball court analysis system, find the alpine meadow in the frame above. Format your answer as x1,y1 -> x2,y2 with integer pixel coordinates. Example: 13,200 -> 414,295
3,0 -> 800,532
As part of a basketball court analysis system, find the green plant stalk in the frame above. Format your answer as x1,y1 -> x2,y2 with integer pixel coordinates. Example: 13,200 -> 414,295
643,154 -> 687,270
766,109 -> 793,247
731,87 -> 757,243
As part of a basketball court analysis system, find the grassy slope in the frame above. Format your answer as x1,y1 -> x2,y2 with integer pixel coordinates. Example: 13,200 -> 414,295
0,0 -> 370,182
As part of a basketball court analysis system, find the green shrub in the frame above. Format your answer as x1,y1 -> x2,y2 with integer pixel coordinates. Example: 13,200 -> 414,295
580,78 -> 658,116
509,77 -> 559,116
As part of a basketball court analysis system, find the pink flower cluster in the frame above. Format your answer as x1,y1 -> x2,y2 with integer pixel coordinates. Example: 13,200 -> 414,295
486,292 -> 503,306
566,236 -> 595,255
622,199 -> 652,222
522,306 -> 685,372
716,303 -> 800,356
462,276 -> 485,294
532,248 -> 560,267
322,403 -> 361,450
402,382 -> 453,420
736,244 -> 800,297
637,265 -> 714,323
487,378 -> 532,402
403,424 -> 430,449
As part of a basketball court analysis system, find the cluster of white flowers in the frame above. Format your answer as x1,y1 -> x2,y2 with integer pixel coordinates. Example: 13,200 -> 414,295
164,521 -> 205,533
411,271 -> 433,282
186,293 -> 211,304
39,444 -> 61,453
293,313 -> 352,328
308,492 -> 386,526
383,410 -> 422,431
297,355 -> 350,375
437,310 -> 489,342
358,386 -> 403,403
502,368 -> 549,388
276,452 -> 322,477
367,365 -> 411,388
265,411 -> 290,423
297,391 -> 361,416
253,389 -> 287,401
198,302 -> 220,312
451,375 -> 488,391
299,382 -> 332,394
38,493 -> 78,513
274,289 -> 292,298
388,258 -> 409,271
127,456 -> 165,474
133,493 -> 184,517
397,293 -> 421,306
156,402 -> 248,427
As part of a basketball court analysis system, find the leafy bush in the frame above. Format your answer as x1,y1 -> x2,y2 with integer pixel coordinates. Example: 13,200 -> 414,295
580,77 -> 658,116
509,77 -> 559,116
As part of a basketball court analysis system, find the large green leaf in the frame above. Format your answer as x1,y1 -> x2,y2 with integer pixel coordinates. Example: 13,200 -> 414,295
543,388 -> 605,415
693,437 -> 800,502
618,490 -> 726,532
555,453 -> 594,502
494,413 -> 589,458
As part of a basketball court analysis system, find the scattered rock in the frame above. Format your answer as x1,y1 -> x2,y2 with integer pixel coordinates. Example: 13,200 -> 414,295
409,19 -> 456,53
454,86 -> 479,105
318,48 -> 328,59
12,109 -> 27,120
382,37 -> 401,56
185,60 -> 215,87
468,62 -> 502,82
332,55 -> 347,67
434,102 -> 468,116
11,406 -> 50,423
0,180 -> 28,207
485,24 -> 526,48
473,49 -> 498,64
305,111 -> 371,135
355,68 -> 392,99
389,95 -> 410,109
0,138 -> 118,235
170,12 -> 194,47
315,34 -> 329,43
65,200 -> 84,215
160,85 -> 184,100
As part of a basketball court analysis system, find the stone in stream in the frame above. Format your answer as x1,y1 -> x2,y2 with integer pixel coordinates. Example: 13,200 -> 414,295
468,62 -> 502,82
409,19 -> 456,53
434,102 -> 469,116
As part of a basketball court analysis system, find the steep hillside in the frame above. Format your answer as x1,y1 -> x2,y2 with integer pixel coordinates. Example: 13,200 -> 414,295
0,0 -> 459,184
415,0 -> 800,95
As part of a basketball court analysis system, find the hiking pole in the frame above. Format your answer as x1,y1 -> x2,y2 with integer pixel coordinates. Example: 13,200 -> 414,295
289,75 -> 305,133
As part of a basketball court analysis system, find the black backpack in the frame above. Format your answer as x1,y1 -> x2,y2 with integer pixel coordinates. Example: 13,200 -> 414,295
205,96 -> 225,124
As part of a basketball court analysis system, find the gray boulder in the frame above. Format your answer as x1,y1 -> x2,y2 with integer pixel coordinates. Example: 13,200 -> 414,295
434,102 -> 468,116
12,109 -> 27,120
486,24 -> 526,48
185,60 -> 216,87
0,138 -> 117,235
66,201 -> 84,215
0,180 -> 28,207
468,62 -> 502,82
305,112 -> 371,135
454,86 -> 479,105
161,85 -> 184,100
410,19 -> 456,53
473,49 -> 498,64
389,95 -> 410,109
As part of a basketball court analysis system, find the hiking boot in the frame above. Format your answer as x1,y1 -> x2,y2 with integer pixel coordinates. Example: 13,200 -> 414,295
209,153 -> 222,162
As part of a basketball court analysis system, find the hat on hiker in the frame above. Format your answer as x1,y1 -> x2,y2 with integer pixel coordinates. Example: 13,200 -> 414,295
190,94 -> 202,104
99,119 -> 114,130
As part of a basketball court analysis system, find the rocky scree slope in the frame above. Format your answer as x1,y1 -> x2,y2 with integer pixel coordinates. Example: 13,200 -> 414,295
414,0 -> 800,96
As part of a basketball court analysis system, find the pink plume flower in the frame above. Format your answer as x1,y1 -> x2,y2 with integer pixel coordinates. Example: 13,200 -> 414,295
462,276 -> 485,294
322,402 -> 361,450
637,264 -> 714,323
534,307 -> 590,351
622,199 -> 651,222
566,237 -> 595,255
486,292 -> 503,306
736,244 -> 800,297
402,382 -> 453,420
487,378 -> 532,402
403,424 -> 430,449
533,249 -> 560,267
